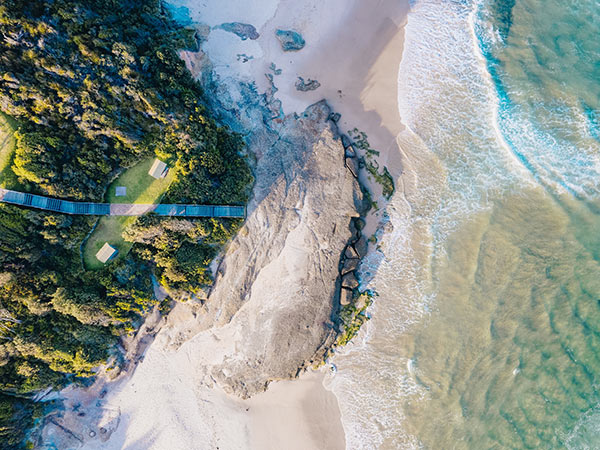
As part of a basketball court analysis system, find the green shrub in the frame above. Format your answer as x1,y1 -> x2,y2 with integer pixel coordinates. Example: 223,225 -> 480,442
0,1 -> 252,446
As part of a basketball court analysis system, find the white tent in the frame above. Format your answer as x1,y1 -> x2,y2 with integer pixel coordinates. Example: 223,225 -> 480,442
96,242 -> 117,264
148,159 -> 168,179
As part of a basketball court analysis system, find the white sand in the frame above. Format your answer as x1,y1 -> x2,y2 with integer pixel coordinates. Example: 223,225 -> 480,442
52,322 -> 345,449
47,1 -> 410,449
174,0 -> 409,232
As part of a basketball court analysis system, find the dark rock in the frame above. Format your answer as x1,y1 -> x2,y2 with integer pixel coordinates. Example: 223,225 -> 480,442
345,145 -> 356,158
354,217 -> 366,231
269,62 -> 282,75
341,258 -> 360,275
328,112 -> 341,123
353,236 -> 368,258
218,22 -> 260,40
236,53 -> 254,63
340,288 -> 353,306
342,272 -> 359,289
349,219 -> 360,243
345,156 -> 359,179
358,196 -> 371,216
345,245 -> 359,259
275,29 -> 306,51
295,77 -> 321,92
341,134 -> 353,149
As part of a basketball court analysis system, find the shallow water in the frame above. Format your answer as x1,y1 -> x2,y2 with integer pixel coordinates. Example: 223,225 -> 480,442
329,0 -> 600,448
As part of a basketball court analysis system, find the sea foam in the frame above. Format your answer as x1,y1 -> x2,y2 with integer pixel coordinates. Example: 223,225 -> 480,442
329,0 -> 521,447
330,0 -> 600,447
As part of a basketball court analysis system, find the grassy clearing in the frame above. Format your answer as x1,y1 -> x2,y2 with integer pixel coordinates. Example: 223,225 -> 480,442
0,112 -> 17,188
106,157 -> 174,204
83,157 -> 175,269
83,216 -> 133,270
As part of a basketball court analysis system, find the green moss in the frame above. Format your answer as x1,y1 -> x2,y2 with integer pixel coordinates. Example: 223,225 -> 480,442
335,291 -> 375,347
365,161 -> 395,200
348,128 -> 370,151
349,128 -> 395,200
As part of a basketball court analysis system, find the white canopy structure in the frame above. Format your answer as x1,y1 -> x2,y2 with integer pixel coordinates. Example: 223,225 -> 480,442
148,159 -> 168,179
96,242 -> 117,264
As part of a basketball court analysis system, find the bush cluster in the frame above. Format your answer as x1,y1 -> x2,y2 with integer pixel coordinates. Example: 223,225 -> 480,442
0,1 -> 252,446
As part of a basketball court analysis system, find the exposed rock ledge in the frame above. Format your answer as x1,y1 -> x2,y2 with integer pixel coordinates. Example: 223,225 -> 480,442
159,100 -> 364,398
33,100 -> 364,449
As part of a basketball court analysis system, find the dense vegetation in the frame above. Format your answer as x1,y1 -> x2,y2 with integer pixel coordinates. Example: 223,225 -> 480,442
123,215 -> 242,295
0,0 -> 252,447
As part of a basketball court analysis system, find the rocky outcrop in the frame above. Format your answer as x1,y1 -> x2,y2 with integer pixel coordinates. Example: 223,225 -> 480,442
161,98 -> 363,398
295,77 -> 321,92
217,22 -> 260,40
208,101 -> 362,397
275,29 -> 306,51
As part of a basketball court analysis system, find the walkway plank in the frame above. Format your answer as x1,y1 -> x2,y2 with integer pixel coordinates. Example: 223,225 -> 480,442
0,188 -> 245,218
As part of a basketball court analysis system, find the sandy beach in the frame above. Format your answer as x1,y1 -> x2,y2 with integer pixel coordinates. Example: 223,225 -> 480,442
40,1 -> 410,449
177,0 -> 409,229
43,309 -> 346,449
176,0 -> 411,443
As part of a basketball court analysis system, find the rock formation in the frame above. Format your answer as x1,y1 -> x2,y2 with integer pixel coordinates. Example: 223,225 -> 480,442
159,98 -> 364,398
295,77 -> 321,91
211,101 -> 363,396
275,29 -> 306,51
217,22 -> 260,40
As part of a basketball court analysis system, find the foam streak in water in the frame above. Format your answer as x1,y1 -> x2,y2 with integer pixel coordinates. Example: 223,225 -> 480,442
330,0 -> 600,448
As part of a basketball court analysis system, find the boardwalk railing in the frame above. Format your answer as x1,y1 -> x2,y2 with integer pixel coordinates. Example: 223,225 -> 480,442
0,188 -> 245,218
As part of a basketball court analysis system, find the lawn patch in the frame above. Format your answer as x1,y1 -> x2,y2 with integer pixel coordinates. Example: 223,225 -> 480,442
82,157 -> 175,269
83,216 -> 134,269
0,112 -> 17,187
106,157 -> 174,204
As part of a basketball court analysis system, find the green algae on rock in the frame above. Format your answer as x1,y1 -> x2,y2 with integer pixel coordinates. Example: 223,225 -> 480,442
275,29 -> 306,51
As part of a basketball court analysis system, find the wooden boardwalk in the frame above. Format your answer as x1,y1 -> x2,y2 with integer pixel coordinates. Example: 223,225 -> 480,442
0,188 -> 245,218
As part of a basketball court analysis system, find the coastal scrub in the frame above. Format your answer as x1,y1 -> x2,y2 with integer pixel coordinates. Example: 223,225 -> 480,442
0,1 -> 252,447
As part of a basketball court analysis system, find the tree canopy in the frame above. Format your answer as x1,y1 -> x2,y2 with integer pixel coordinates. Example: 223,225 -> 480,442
0,1 -> 252,447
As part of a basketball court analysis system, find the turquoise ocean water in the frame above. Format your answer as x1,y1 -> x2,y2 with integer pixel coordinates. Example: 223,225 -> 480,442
329,0 -> 600,448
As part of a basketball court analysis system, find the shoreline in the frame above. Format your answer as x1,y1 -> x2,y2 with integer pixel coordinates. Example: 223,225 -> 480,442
177,0 -> 410,442
178,0 -> 411,443
36,1 -> 410,448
